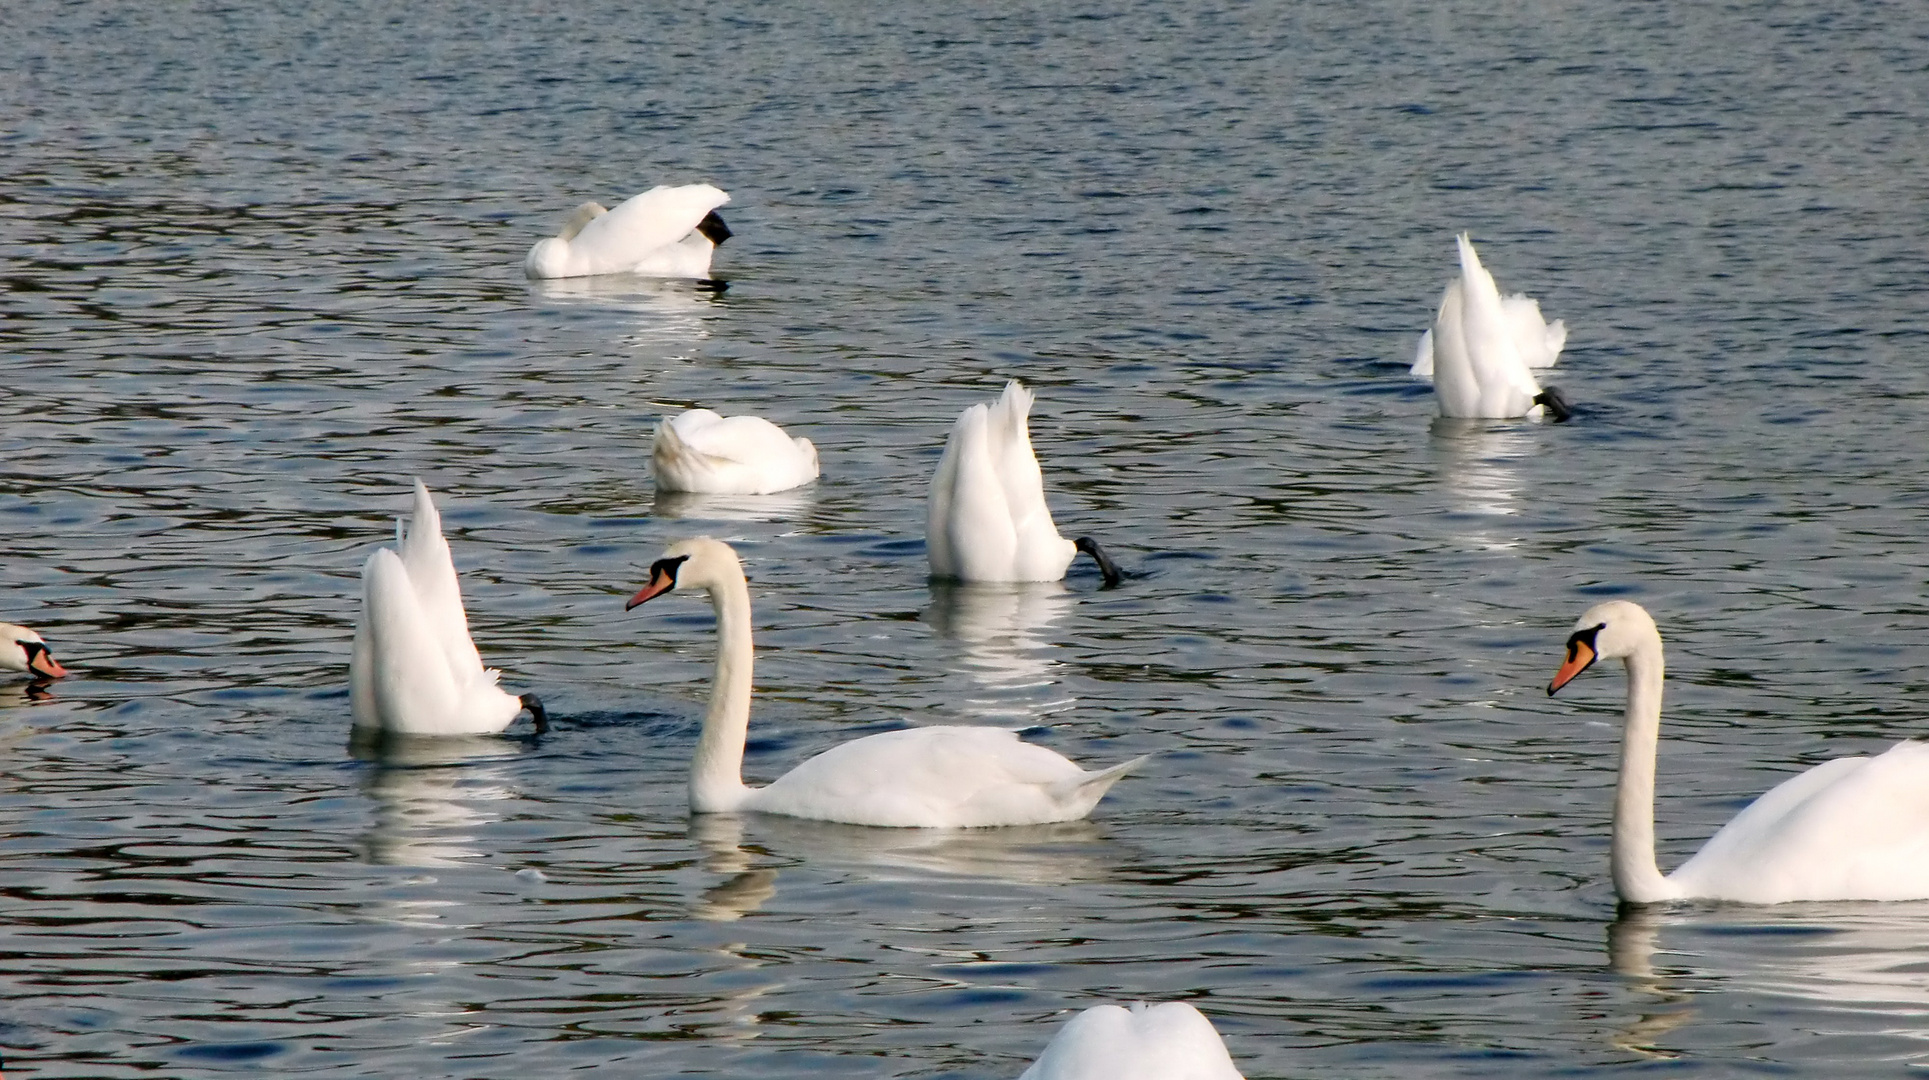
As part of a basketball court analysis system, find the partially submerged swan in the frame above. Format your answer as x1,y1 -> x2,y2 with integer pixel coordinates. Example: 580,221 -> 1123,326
1412,234 -> 1571,420
1018,1002 -> 1245,1080
625,537 -> 1144,827
927,381 -> 1122,586
651,409 -> 820,495
1548,600 -> 1929,903
524,184 -> 732,279
0,623 -> 67,680
350,481 -> 544,737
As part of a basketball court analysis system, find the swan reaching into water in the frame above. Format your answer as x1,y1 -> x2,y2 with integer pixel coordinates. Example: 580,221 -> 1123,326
524,184 -> 732,279
1017,1002 -> 1245,1080
927,381 -> 1122,586
350,481 -> 545,738
0,623 -> 67,680
1412,234 -> 1571,420
1548,600 -> 1929,904
652,409 -> 820,495
625,537 -> 1144,827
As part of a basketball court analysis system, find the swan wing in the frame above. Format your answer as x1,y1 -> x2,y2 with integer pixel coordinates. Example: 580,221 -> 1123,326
1428,280 -> 1484,417
987,381 -> 1075,580
396,481 -> 487,677
356,548 -> 463,732
748,726 -> 1136,827
1500,292 -> 1564,369
930,404 -> 1018,580
1453,235 -> 1542,415
1018,1002 -> 1246,1080
573,184 -> 729,266
1671,741 -> 1929,902
1410,327 -> 1435,381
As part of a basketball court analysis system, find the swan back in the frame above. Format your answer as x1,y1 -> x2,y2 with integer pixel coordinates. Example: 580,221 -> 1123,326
927,380 -> 1077,583
1018,1002 -> 1245,1080
651,409 -> 821,495
525,184 -> 730,279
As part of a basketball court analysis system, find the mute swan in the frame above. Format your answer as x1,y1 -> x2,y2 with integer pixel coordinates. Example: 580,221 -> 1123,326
349,481 -> 545,738
651,409 -> 820,495
1548,600 -> 1929,904
625,537 -> 1145,827
524,184 -> 732,279
1018,1002 -> 1245,1080
1412,234 -> 1571,421
927,381 -> 1123,586
0,623 -> 67,680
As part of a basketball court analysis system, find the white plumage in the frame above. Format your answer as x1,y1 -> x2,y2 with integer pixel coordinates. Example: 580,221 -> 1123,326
1549,600 -> 1929,904
1017,1002 -> 1245,1080
349,481 -> 539,737
524,184 -> 731,279
651,409 -> 820,495
1412,234 -> 1569,419
626,537 -> 1143,827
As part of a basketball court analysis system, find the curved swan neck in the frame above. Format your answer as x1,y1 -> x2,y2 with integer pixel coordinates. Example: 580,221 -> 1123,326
1612,635 -> 1681,903
690,566 -> 755,813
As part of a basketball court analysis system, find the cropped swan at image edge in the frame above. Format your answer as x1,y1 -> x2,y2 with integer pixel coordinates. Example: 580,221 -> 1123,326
652,408 -> 820,495
1548,599 -> 1929,903
625,537 -> 1144,827
349,481 -> 545,738
928,380 -> 1122,586
524,183 -> 732,280
0,623 -> 68,680
1017,1001 -> 1245,1080
1412,233 -> 1571,421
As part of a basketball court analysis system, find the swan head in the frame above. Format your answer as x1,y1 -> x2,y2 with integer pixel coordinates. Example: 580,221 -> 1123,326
1549,600 -> 1657,694
0,624 -> 68,679
625,537 -> 741,609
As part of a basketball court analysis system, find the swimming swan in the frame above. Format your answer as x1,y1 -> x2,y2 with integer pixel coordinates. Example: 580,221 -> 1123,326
350,481 -> 545,737
927,381 -> 1122,586
1412,234 -> 1571,420
0,623 -> 67,680
625,537 -> 1144,827
652,409 -> 820,495
524,184 -> 732,280
1548,600 -> 1929,904
1017,1002 -> 1245,1080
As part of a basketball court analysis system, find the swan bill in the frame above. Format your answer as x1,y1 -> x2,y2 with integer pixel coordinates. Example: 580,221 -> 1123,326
24,641 -> 67,680
626,554 -> 690,609
1548,623 -> 1604,694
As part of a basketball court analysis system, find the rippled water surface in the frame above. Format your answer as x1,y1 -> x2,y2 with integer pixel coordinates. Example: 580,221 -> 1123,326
7,1 -> 1929,1076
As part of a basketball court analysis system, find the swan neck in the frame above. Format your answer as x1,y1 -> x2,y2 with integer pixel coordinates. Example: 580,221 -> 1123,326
690,568 -> 754,813
1612,638 -> 1679,903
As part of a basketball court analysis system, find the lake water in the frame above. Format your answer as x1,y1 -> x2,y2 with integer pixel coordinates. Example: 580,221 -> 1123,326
6,0 -> 1929,1076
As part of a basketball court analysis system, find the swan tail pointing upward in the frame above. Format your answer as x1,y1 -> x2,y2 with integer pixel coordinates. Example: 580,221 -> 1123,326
1056,754 -> 1149,807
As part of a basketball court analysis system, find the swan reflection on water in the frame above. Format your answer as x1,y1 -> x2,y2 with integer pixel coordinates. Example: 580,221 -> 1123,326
351,733 -> 524,868
1605,903 -> 1929,1058
923,581 -> 1076,723
652,486 -> 815,523
1429,417 -> 1537,551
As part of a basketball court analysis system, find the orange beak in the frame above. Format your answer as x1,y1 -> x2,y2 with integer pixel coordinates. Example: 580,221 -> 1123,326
625,570 -> 677,610
1548,640 -> 1595,695
27,648 -> 67,680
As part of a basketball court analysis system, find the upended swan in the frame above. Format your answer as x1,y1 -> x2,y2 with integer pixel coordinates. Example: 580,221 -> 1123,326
349,481 -> 544,738
652,409 -> 820,495
1548,600 -> 1929,904
625,537 -> 1144,827
1018,1002 -> 1245,1080
928,381 -> 1122,586
0,623 -> 67,680
524,184 -> 732,280
1412,233 -> 1571,421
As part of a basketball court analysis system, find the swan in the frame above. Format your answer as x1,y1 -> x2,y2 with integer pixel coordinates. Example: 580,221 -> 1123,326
1411,233 -> 1572,420
1548,600 -> 1929,904
1017,1002 -> 1245,1080
625,537 -> 1145,827
524,184 -> 732,280
651,409 -> 820,495
927,380 -> 1122,586
0,624 -> 67,680
349,481 -> 545,738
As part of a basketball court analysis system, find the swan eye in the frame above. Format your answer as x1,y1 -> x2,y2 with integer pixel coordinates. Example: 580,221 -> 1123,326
1565,622 -> 1605,660
650,554 -> 690,587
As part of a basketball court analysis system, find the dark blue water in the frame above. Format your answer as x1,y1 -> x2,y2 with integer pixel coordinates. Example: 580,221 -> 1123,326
6,0 -> 1929,1076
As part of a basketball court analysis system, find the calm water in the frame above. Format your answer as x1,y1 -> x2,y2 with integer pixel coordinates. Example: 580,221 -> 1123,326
6,1 -> 1929,1076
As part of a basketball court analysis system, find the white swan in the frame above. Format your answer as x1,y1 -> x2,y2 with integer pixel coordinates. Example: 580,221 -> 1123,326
1548,600 -> 1929,904
927,381 -> 1121,586
1412,233 -> 1571,420
524,184 -> 732,279
1018,1002 -> 1245,1080
625,537 -> 1144,827
0,623 -> 67,680
349,481 -> 544,738
651,409 -> 820,495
